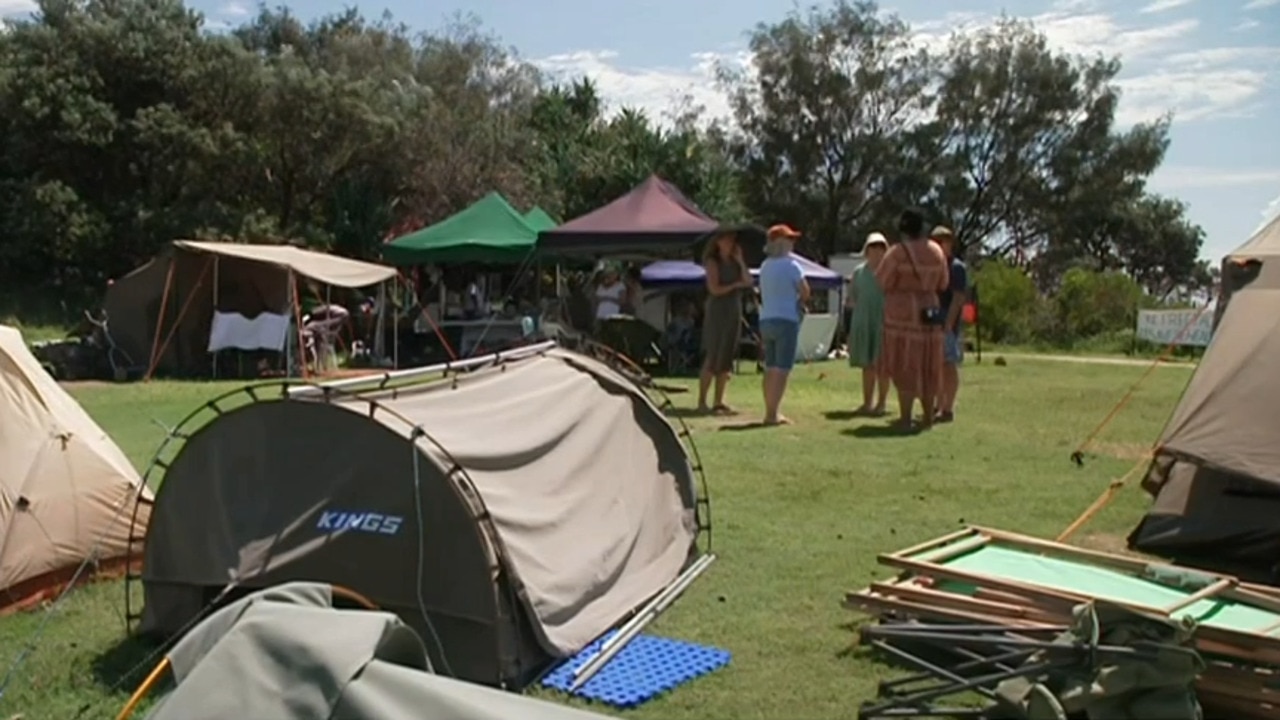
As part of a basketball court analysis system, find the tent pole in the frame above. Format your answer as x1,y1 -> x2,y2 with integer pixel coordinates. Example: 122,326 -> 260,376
211,256 -> 219,379
145,256 -> 212,381
146,257 -> 177,382
374,282 -> 387,361
570,553 -> 717,692
287,340 -> 555,397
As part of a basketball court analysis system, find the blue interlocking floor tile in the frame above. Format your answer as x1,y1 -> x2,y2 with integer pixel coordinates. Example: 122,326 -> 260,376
541,632 -> 732,709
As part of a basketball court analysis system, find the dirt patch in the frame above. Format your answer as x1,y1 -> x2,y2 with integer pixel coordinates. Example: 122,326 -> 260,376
58,380 -> 112,389
1089,441 -> 1152,461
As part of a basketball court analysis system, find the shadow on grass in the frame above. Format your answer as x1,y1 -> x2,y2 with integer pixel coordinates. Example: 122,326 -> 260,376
842,423 -> 922,439
823,409 -> 861,421
90,633 -> 164,692
663,406 -> 708,419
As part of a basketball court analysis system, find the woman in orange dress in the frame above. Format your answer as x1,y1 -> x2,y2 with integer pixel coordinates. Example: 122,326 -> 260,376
875,208 -> 950,431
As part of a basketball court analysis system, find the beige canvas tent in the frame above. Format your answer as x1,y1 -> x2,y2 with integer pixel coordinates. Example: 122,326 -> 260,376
133,343 -> 709,689
1128,213 -> 1280,582
0,325 -> 153,613
103,240 -> 398,378
120,582 -> 617,720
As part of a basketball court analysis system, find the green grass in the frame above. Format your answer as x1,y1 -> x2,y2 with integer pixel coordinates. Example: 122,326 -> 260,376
0,357 -> 1195,719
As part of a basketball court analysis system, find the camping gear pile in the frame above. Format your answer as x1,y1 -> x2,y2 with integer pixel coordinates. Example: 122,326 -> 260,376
856,601 -> 1205,719
127,342 -> 712,690
846,527 -> 1279,719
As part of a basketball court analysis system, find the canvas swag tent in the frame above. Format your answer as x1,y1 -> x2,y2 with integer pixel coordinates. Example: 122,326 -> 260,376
120,582 -> 617,720
129,342 -> 711,688
104,240 -> 398,378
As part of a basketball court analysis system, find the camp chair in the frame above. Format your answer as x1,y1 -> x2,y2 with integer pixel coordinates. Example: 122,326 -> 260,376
662,321 -> 699,375
856,602 -> 1204,720
596,316 -> 661,368
302,305 -> 350,374
735,316 -> 763,374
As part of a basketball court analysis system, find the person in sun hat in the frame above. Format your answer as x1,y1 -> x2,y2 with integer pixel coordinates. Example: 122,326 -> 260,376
697,226 -> 753,415
756,223 -> 811,426
592,261 -> 627,326
849,232 -> 891,417
930,224 -> 968,423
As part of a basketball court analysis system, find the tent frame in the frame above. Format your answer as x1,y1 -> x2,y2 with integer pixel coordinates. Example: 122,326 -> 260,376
122,341 -> 714,681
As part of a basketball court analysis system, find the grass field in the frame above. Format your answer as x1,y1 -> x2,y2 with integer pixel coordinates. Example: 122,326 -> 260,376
0,355 -> 1195,719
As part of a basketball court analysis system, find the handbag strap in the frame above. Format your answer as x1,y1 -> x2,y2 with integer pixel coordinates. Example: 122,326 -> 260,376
900,240 -> 925,284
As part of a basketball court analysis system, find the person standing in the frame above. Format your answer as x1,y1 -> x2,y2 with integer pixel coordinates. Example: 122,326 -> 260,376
621,265 -> 644,315
876,209 -> 949,432
931,226 -> 968,423
757,224 -> 811,426
593,266 -> 627,324
697,230 -> 752,415
849,232 -> 891,416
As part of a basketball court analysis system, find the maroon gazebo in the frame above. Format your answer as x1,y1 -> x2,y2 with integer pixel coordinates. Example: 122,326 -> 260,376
537,175 -> 719,257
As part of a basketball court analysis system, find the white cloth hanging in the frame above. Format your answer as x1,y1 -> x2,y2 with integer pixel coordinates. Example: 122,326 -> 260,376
208,311 -> 290,352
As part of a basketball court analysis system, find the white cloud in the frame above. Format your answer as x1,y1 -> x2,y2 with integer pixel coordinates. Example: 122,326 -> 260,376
531,6 -> 1268,130
533,49 -> 749,122
1149,166 -> 1280,190
1234,19 -> 1261,31
0,0 -> 34,17
220,1 -> 250,17
1243,0 -> 1280,10
1256,192 -> 1280,234
1140,0 -> 1195,13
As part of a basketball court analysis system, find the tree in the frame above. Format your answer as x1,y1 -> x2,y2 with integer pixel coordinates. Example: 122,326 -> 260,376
0,0 -> 249,289
718,0 -> 934,255
927,18 -> 1126,257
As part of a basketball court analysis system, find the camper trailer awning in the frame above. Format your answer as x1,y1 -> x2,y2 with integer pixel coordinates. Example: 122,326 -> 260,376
174,241 -> 397,288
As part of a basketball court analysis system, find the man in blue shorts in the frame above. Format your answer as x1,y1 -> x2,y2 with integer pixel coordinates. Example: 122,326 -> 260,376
932,226 -> 967,423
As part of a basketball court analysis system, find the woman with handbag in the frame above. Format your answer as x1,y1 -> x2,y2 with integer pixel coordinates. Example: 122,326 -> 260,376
875,208 -> 949,431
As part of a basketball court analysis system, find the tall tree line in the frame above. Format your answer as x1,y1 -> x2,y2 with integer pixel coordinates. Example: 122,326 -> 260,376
0,0 -> 1209,317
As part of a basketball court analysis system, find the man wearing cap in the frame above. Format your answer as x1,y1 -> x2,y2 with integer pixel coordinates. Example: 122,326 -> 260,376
931,225 -> 967,423
757,224 -> 810,425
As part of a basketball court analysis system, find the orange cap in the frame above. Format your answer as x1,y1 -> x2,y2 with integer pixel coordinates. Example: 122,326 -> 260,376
767,224 -> 801,240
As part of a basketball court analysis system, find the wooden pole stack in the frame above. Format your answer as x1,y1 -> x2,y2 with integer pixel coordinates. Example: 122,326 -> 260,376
845,526 -> 1279,719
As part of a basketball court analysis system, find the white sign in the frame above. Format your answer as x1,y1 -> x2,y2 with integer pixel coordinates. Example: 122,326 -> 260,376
1135,308 -> 1214,347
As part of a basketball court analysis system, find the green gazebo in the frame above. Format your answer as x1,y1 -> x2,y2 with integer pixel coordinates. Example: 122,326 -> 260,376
382,193 -> 541,265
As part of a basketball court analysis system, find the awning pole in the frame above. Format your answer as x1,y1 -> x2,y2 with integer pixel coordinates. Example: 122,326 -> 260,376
374,282 -> 387,360
211,256 -> 219,379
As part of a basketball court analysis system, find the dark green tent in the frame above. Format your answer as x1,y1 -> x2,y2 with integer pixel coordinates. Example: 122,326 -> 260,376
523,207 -> 558,232
382,193 -> 538,265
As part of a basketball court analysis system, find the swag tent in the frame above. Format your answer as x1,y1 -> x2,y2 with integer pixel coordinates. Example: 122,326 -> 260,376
125,582 -> 616,720
132,343 -> 709,688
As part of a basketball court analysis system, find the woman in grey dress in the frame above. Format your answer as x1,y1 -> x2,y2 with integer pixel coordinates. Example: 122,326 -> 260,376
697,231 -> 752,414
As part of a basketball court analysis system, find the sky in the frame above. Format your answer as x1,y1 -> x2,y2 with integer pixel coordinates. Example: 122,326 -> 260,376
2,0 -> 1277,261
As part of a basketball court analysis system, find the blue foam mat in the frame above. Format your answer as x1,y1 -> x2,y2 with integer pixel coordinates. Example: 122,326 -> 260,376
540,632 -> 731,708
